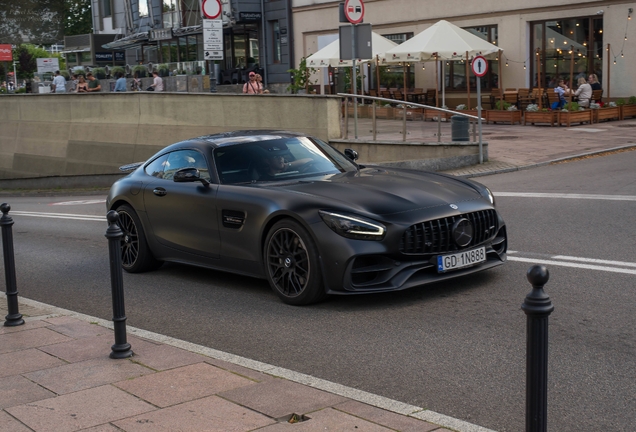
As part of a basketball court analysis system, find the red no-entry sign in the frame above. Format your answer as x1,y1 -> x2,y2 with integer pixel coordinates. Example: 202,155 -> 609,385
344,0 -> 364,24
202,0 -> 222,19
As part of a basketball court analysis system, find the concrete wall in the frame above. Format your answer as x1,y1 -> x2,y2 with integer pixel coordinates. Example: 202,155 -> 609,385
0,92 -> 341,180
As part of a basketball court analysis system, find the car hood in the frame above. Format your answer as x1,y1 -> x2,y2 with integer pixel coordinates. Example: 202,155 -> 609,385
272,167 -> 482,216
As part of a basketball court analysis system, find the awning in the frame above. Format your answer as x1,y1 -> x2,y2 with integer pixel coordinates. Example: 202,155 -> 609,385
102,32 -> 150,50
172,25 -> 202,37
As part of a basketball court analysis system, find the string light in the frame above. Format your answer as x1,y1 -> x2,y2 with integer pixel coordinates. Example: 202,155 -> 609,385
422,65 -> 425,71
523,62 -> 526,70
505,61 -> 508,66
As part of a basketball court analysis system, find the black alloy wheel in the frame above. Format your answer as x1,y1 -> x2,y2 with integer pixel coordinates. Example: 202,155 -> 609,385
265,219 -> 326,305
115,204 -> 162,273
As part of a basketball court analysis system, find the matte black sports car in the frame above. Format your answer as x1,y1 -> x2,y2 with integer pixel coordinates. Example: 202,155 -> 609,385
107,130 -> 507,305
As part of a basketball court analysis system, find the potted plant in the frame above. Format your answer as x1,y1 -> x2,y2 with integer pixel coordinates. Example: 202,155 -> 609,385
131,65 -> 148,78
558,101 -> 592,127
92,67 -> 107,79
592,101 -> 621,123
158,64 -> 170,77
423,105 -> 454,121
287,57 -> 317,94
486,101 -> 522,124
454,103 -> 479,118
524,103 -> 559,126
619,96 -> 636,120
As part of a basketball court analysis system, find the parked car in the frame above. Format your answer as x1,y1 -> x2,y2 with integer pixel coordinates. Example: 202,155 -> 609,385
107,130 -> 507,305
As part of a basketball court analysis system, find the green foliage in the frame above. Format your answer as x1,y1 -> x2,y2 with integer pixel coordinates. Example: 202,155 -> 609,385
111,66 -> 125,78
563,101 -> 580,111
60,71 -> 70,80
92,67 -> 106,79
342,67 -> 365,94
132,65 -> 148,78
64,0 -> 92,36
495,100 -> 511,110
15,87 -> 26,94
616,98 -> 626,106
158,64 -> 170,77
287,57 -> 317,94
629,96 -> 636,105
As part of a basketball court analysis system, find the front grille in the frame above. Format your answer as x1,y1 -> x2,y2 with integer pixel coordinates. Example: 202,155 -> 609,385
400,210 -> 498,254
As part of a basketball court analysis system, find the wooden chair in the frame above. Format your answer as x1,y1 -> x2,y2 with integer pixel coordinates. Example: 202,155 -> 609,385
487,88 -> 502,109
517,88 -> 532,110
546,90 -> 561,108
592,89 -> 602,103
393,89 -> 404,102
503,91 -> 519,107
426,88 -> 437,106
380,90 -> 392,100
369,89 -> 378,97
505,88 -> 517,92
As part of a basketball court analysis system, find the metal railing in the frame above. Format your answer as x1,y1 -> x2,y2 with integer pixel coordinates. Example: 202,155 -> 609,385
338,93 -> 486,163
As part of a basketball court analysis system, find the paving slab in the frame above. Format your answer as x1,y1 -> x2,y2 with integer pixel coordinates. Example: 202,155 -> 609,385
0,328 -> 72,354
0,348 -> 66,379
0,410 -> 32,432
257,407 -> 395,431
44,316 -> 109,338
219,378 -> 348,419
112,395 -> 276,432
128,342 -> 210,371
24,357 -> 153,395
0,375 -> 56,409
6,385 -> 155,432
0,320 -> 49,335
114,362 -> 254,408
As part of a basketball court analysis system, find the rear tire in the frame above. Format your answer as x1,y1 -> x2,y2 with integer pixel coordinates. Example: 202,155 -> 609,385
115,204 -> 162,273
264,219 -> 327,305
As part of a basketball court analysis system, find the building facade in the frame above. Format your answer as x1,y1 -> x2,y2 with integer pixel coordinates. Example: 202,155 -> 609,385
292,0 -> 636,98
72,0 -> 295,85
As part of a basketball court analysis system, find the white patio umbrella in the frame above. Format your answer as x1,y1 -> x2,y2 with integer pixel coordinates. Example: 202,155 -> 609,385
383,20 -> 502,107
306,32 -> 398,68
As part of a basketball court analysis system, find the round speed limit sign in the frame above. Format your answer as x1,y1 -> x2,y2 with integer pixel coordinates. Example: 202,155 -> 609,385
471,56 -> 488,77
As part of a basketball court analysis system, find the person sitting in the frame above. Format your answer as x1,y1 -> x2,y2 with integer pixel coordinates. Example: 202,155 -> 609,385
75,75 -> 89,93
553,79 -> 570,109
573,77 -> 592,108
588,74 -> 602,91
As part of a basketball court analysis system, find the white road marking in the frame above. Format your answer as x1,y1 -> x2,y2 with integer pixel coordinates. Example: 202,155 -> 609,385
494,192 -> 636,201
508,257 -> 636,275
508,250 -> 636,268
49,199 -> 106,206
10,211 -> 105,222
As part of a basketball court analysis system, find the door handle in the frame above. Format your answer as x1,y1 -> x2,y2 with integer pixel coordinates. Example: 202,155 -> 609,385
153,187 -> 167,197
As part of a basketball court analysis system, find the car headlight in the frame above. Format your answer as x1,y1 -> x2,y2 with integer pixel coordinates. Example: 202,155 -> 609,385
319,211 -> 386,241
484,187 -> 495,205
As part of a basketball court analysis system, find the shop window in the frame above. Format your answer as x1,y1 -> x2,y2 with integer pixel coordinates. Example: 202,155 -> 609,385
80,52 -> 91,63
66,53 -> 77,63
445,25 -> 498,91
163,0 -> 179,28
139,0 -> 149,18
103,0 -> 112,17
531,17 -> 603,88
272,21 -> 281,63
381,32 -> 413,44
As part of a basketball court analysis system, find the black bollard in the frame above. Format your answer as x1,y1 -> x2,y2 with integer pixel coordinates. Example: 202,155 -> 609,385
522,265 -> 554,432
1,203 -> 24,327
105,210 -> 133,359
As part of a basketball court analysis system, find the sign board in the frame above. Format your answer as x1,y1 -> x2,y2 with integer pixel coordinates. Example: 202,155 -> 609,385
202,0 -> 222,19
339,23 -> 372,60
0,44 -> 12,62
36,58 -> 60,74
203,19 -> 224,60
149,28 -> 173,41
471,55 -> 488,77
344,0 -> 364,24
238,12 -> 262,22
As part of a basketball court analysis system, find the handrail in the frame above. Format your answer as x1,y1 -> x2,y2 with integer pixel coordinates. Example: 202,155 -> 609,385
337,93 -> 485,121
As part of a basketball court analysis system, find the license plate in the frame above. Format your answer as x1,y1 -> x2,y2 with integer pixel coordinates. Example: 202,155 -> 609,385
437,247 -> 486,273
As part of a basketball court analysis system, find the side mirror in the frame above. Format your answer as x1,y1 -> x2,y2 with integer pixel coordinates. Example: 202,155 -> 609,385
174,167 -> 209,185
344,148 -> 359,161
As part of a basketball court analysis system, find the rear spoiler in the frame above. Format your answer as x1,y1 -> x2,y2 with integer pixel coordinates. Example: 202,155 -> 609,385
119,162 -> 145,172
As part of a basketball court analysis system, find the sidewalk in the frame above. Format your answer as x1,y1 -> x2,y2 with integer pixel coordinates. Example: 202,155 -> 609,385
342,115 -> 636,178
1,296 -> 487,432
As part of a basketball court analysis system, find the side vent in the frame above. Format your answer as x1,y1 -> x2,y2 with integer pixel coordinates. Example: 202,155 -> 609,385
222,210 -> 245,228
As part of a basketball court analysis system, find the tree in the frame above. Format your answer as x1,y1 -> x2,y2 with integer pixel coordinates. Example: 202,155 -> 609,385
64,0 -> 92,36
0,0 -> 65,44
13,45 -> 66,79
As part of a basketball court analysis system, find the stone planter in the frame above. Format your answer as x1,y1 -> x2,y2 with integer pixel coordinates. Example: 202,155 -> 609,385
558,109 -> 593,127
524,111 -> 559,126
592,106 -> 621,123
486,109 -> 522,125
619,104 -> 636,120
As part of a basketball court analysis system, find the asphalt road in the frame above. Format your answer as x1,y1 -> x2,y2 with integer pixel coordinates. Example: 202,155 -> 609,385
1,150 -> 635,431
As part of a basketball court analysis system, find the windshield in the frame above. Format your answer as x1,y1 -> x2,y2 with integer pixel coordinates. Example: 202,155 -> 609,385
214,136 -> 358,184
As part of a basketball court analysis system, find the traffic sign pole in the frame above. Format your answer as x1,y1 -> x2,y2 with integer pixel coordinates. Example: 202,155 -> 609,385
471,55 -> 488,165
352,25 -> 358,139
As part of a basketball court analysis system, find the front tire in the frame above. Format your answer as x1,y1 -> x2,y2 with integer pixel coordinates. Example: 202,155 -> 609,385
264,219 -> 326,305
115,204 -> 162,273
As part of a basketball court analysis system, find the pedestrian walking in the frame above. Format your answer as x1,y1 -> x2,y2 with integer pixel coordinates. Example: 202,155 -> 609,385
86,73 -> 101,92
52,71 -> 66,93
114,72 -> 127,92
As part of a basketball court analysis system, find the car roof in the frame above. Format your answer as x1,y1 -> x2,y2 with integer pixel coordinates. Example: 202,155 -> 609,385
193,130 -> 306,148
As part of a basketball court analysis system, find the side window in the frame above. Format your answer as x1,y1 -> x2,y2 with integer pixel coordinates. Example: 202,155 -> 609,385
163,150 -> 210,181
144,154 -> 169,178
